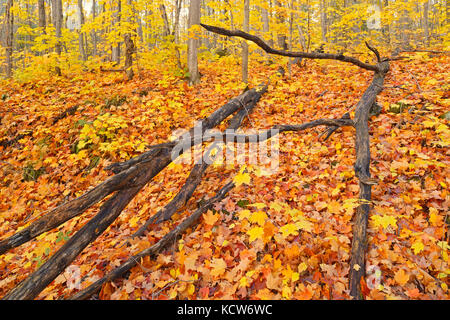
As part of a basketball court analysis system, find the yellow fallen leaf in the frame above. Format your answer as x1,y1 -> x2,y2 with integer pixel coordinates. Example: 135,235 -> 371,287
233,171 -> 251,187
247,226 -> 264,242
298,262 -> 308,273
279,223 -> 298,238
249,211 -> 268,226
394,269 -> 409,285
411,240 -> 424,255
210,258 -> 227,277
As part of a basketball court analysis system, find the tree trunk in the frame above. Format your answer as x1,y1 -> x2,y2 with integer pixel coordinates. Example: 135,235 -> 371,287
242,0 -> 249,83
261,4 -> 272,46
187,0 -> 201,85
4,0 -> 14,78
288,0 -> 294,77
274,0 -> 287,49
77,0 -> 87,61
423,1 -> 429,45
112,0 -> 121,64
52,0 -> 63,55
38,0 -> 46,32
92,0 -> 97,56
124,0 -> 135,80
319,0 -> 327,43
173,0 -> 183,43
159,4 -> 171,37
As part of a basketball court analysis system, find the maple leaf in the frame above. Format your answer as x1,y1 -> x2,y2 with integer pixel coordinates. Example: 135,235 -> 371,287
184,252 -> 199,271
282,286 -> 292,299
238,209 -> 252,220
249,211 -> 268,226
279,223 -> 298,238
394,269 -> 409,286
233,171 -> 251,187
428,207 -> 443,226
247,226 -> 264,242
327,200 -> 342,214
295,284 -> 314,300
248,202 -> 266,209
210,258 -> 227,277
269,201 -> 285,212
265,272 -> 281,290
371,214 -> 397,229
203,210 -> 220,226
298,262 -> 308,273
239,276 -> 249,288
294,216 -> 314,233
255,288 -> 273,300
406,288 -> 420,299
411,240 -> 425,255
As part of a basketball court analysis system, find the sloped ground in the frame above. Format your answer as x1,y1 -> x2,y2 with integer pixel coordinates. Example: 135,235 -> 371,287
0,52 -> 448,299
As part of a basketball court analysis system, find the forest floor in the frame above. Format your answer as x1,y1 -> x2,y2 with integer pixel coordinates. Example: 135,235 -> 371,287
0,52 -> 449,299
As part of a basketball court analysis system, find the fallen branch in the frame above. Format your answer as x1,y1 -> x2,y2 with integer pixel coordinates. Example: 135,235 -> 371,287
70,181 -> 235,300
200,24 -> 380,72
349,61 -> 390,299
1,83 -> 268,300
132,83 -> 268,236
201,23 -> 391,300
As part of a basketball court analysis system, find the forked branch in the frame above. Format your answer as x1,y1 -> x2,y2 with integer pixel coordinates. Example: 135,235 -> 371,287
200,24 -> 380,72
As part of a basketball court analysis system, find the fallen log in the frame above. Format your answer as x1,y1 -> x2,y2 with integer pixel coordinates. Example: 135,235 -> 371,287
0,86 -> 265,256
70,181 -> 235,300
1,84 -> 268,300
132,83 -> 268,237
349,61 -> 390,299
201,24 -> 390,300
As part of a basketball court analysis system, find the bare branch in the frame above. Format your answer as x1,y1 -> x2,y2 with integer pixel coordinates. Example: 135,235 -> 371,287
365,41 -> 381,63
201,23 -> 380,72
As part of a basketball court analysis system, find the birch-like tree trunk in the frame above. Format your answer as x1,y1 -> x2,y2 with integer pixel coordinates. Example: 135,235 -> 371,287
187,0 -> 201,85
319,0 -> 327,43
92,0 -> 98,56
423,1 -> 429,45
112,0 -> 121,64
51,0 -> 63,55
274,0 -> 287,49
242,0 -> 249,83
77,0 -> 87,61
4,0 -> 14,78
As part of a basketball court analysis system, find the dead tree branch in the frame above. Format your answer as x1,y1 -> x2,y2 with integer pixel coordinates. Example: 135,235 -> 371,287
70,181 -> 235,300
0,85 -> 268,300
201,23 -> 391,300
200,24 -> 380,72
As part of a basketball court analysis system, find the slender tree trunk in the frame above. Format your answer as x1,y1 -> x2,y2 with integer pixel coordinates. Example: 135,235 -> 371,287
173,0 -> 183,43
38,0 -> 46,32
4,0 -> 14,78
187,0 -> 201,85
160,4 -> 171,37
288,0 -> 294,77
423,1 -> 429,45
319,0 -> 327,43
77,0 -> 87,61
124,0 -> 135,79
274,0 -> 287,49
261,3 -> 273,47
51,0 -> 63,55
112,0 -> 121,64
92,0 -> 97,56
242,0 -> 249,83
